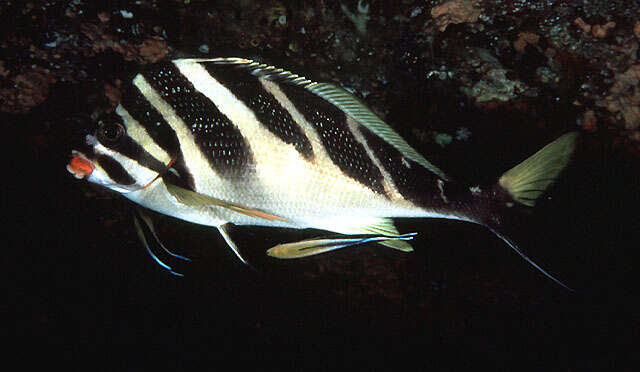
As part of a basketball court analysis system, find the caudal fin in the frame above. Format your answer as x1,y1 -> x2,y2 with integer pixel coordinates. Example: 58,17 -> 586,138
498,132 -> 578,207
487,133 -> 579,290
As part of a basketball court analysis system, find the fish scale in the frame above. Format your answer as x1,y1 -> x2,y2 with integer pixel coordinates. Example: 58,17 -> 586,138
203,62 -> 315,160
278,81 -> 387,195
144,63 -> 254,178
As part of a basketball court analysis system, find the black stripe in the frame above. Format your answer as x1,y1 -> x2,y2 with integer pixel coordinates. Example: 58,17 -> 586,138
201,63 -> 314,160
278,83 -> 386,195
120,82 -> 180,157
142,63 -> 254,176
95,114 -> 168,174
121,78 -> 195,186
118,137 -> 167,174
162,154 -> 196,192
97,155 -> 136,185
359,125 -> 443,208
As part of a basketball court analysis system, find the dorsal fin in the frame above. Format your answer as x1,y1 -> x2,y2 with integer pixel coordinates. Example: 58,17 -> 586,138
182,58 -> 450,181
303,83 -> 450,181
185,57 -> 315,84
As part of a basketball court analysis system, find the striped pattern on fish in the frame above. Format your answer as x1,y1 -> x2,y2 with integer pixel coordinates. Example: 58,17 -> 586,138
67,57 -> 578,289
125,59 -> 440,227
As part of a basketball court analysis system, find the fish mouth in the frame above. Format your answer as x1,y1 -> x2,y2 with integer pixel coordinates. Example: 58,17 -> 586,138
67,150 -> 95,179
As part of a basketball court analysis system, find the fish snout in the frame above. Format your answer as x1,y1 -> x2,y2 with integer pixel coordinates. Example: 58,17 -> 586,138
67,151 -> 94,179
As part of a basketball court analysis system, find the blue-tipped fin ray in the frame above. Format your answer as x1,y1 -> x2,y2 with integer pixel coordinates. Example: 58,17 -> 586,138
358,218 -> 414,252
133,208 -> 190,276
267,233 -> 417,259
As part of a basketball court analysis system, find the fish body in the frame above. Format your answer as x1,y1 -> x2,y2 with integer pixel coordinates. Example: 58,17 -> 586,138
68,58 -> 577,288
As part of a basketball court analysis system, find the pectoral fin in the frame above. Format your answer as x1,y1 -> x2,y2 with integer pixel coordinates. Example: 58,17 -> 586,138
165,183 -> 287,222
266,233 -> 417,259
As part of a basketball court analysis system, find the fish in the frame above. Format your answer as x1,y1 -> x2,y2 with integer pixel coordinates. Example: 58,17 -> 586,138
67,57 -> 578,289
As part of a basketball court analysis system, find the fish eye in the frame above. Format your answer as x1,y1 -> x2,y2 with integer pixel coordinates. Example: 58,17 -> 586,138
98,121 -> 125,143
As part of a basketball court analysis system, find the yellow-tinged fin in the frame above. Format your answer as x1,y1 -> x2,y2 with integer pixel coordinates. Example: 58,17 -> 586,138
378,239 -> 414,252
359,218 -> 414,252
165,183 -> 287,222
267,233 -> 417,259
188,57 -> 450,181
499,132 -> 578,207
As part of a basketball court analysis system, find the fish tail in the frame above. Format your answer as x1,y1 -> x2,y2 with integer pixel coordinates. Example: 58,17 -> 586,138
479,132 -> 579,290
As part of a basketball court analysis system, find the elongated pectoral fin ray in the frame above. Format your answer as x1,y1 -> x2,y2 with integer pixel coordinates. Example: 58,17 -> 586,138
266,233 -> 417,259
217,224 -> 255,271
133,210 -> 187,277
166,183 -> 287,222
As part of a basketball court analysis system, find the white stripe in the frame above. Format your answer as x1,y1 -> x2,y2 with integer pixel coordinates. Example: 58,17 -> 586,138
170,60 -> 438,227
258,78 -> 327,162
345,116 -> 407,202
116,104 -> 171,165
91,139 -> 157,192
262,78 -> 427,216
174,60 -> 387,205
132,74 -> 221,191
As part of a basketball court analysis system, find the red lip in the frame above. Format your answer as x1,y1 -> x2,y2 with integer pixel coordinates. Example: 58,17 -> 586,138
67,152 -> 94,179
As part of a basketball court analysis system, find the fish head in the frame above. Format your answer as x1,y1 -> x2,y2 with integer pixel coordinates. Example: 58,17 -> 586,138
67,108 -> 175,193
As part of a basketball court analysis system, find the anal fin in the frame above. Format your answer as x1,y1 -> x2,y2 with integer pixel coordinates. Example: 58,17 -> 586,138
358,218 -> 415,252
378,239 -> 413,252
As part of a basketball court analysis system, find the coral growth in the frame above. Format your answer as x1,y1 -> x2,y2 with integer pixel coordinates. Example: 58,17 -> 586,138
574,17 -> 616,39
431,0 -> 482,32
599,64 -> 640,130
1,0 -> 638,145
0,68 -> 57,114
513,32 -> 540,53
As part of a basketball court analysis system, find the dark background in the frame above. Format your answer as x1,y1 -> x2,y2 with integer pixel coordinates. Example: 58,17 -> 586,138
3,1 -> 639,370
